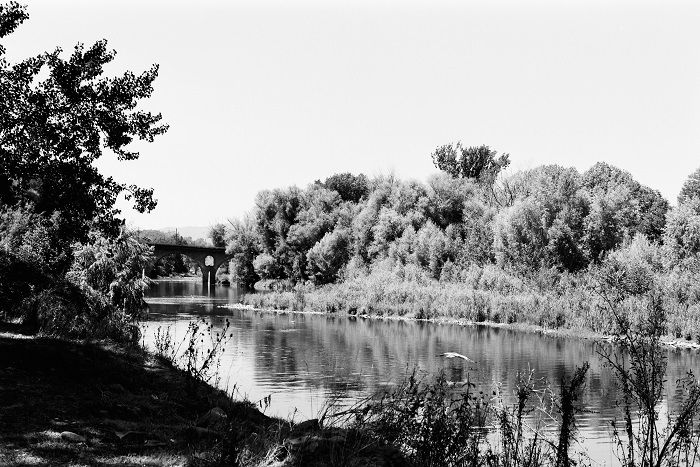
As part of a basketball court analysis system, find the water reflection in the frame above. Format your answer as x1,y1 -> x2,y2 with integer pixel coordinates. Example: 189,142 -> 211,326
142,279 -> 700,466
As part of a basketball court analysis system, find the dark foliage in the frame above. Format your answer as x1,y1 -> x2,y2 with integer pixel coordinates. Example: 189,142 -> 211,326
431,143 -> 510,184
318,172 -> 370,203
0,3 -> 163,342
209,223 -> 227,247
0,3 -> 167,247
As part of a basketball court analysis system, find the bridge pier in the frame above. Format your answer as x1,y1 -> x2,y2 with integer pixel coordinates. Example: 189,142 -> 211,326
201,266 -> 218,287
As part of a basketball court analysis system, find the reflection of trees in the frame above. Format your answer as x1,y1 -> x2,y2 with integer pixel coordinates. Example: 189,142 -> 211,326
224,310 -> 700,434
147,297 -> 700,438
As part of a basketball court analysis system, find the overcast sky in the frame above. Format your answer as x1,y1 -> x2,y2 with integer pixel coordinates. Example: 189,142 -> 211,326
7,0 -> 700,229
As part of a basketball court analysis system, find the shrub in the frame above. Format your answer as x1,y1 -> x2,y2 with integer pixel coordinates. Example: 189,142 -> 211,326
68,230 -> 153,317
0,219 -> 152,342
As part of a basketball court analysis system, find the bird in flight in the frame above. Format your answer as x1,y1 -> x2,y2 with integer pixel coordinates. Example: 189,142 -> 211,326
439,352 -> 477,364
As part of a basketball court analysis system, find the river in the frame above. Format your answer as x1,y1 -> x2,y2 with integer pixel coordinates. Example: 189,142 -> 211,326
141,278 -> 700,466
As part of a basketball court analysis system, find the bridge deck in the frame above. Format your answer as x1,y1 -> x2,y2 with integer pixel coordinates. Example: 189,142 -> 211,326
146,242 -> 226,253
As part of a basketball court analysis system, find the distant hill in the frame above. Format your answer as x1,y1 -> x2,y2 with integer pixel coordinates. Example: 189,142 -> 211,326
159,226 -> 212,242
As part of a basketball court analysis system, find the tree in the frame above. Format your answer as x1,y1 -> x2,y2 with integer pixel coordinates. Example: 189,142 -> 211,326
493,166 -> 588,272
225,216 -> 261,288
351,176 -> 396,262
69,230 -> 153,318
306,228 -> 351,284
369,207 -> 410,259
412,222 -> 450,279
0,3 -> 167,249
253,253 -> 282,280
209,223 -> 227,247
494,163 -> 668,270
0,205 -> 64,319
456,199 -> 495,265
493,200 -> 549,271
287,187 -> 342,253
254,188 -> 302,255
663,199 -> 700,264
431,143 -> 509,184
678,167 -> 700,204
581,162 -> 668,244
424,174 -> 474,227
319,172 -> 369,203
583,194 -> 622,262
0,204 -> 70,273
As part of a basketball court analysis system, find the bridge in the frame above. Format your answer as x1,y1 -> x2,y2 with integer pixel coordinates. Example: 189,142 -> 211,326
145,242 -> 233,286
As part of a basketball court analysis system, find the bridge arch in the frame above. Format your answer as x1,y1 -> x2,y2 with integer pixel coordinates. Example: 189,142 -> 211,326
149,251 -> 204,278
146,243 -> 234,286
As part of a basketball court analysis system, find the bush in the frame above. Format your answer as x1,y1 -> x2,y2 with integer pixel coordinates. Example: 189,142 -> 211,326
663,198 -> 700,265
22,283 -> 138,342
0,214 -> 151,342
68,230 -> 153,317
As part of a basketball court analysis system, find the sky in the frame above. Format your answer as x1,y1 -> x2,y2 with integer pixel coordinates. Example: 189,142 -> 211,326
6,0 -> 700,229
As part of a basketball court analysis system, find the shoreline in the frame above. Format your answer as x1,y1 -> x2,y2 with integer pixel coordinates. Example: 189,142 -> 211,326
220,303 -> 700,351
0,329 -> 413,466
0,330 -> 275,465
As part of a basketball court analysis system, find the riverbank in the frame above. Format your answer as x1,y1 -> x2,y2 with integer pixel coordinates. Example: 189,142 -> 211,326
231,291 -> 700,351
0,323 -> 408,466
0,325 -> 260,466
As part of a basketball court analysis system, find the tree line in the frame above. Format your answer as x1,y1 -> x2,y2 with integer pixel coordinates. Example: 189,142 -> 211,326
224,145 -> 695,289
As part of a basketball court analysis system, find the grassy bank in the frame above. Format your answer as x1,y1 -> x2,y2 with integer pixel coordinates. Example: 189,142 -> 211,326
240,266 -> 700,346
0,323 -> 414,467
243,280 -> 587,329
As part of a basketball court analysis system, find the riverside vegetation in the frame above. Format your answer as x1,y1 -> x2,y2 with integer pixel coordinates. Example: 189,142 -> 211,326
2,2 -> 700,465
146,277 -> 700,467
227,162 -> 700,344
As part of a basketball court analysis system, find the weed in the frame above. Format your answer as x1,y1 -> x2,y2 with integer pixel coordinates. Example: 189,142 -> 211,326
151,317 -> 232,386
320,366 -> 591,467
595,273 -> 700,467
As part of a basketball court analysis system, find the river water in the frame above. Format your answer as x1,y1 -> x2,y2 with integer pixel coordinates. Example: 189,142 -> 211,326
141,279 -> 700,466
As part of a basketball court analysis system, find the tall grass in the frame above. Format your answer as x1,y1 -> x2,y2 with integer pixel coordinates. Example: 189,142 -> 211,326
319,365 -> 591,467
241,262 -> 700,342
242,268 -> 606,333
151,317 -> 232,386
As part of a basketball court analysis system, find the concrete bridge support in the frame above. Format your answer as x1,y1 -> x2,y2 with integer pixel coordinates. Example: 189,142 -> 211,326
201,265 -> 217,288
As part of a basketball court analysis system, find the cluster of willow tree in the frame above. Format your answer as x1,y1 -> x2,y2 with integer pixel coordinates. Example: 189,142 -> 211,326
226,146 -> 694,286
225,146 -> 700,336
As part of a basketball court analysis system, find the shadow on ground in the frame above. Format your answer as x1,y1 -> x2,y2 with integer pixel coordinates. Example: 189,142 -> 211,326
0,334 -> 269,466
